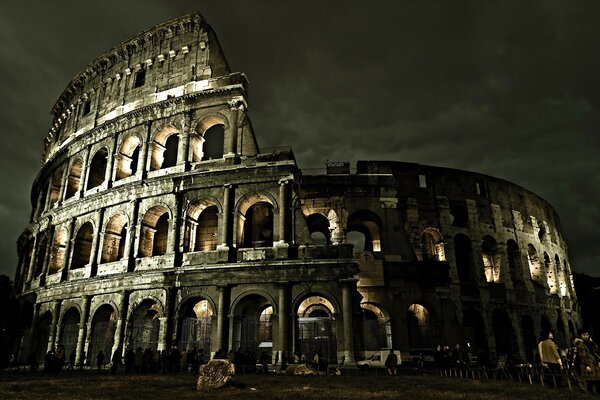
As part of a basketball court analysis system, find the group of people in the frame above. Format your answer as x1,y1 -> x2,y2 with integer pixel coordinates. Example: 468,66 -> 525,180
538,328 -> 600,391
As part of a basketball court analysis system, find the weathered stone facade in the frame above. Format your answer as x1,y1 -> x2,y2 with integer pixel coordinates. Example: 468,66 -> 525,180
14,13 -> 580,367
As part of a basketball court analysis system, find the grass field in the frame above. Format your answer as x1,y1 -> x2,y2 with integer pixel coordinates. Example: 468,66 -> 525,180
0,370 -> 594,400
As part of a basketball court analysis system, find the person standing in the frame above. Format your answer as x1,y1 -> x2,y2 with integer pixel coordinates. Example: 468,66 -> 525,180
96,350 -> 105,371
384,349 -> 398,376
538,332 -> 563,387
574,329 -> 600,392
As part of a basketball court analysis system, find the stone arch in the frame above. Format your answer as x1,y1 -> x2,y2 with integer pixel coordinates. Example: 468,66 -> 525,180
406,303 -> 440,349
86,147 -> 109,190
359,302 -> 392,351
506,240 -> 522,283
192,114 -> 228,161
127,298 -> 163,352
347,210 -> 382,252
88,304 -> 117,365
462,307 -> 487,352
520,315 -> 537,362
57,307 -> 80,360
48,227 -> 68,274
115,133 -> 141,180
454,234 -> 475,283
491,309 -> 516,357
294,293 -> 338,364
230,291 -> 276,357
421,227 -> 445,261
176,295 -> 215,354
183,198 -> 221,252
236,193 -> 277,248
101,212 -> 129,263
138,204 -> 170,257
65,157 -> 83,199
527,244 -> 542,281
150,124 -> 179,171
71,222 -> 94,269
306,213 -> 330,245
482,235 -> 501,283
34,310 -> 53,362
49,165 -> 65,207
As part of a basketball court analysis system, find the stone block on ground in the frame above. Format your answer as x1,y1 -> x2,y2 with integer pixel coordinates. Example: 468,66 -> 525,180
285,363 -> 317,376
197,359 -> 235,390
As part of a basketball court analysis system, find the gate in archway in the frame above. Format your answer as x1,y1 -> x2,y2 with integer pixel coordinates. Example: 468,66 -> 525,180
298,316 -> 337,363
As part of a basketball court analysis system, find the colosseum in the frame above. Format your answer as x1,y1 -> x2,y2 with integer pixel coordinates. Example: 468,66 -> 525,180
12,12 -> 581,367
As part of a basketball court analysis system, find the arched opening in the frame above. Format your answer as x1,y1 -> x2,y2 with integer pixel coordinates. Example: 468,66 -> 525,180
568,320 -> 576,341
482,235 -> 501,283
544,252 -> 557,293
296,295 -> 337,364
555,317 -> 566,348
34,231 -> 49,277
231,295 -> 273,362
454,234 -> 475,282
520,315 -> 537,363
115,135 -> 141,180
71,222 -> 94,269
138,206 -> 169,257
58,308 -> 80,362
306,213 -> 330,246
150,126 -> 179,171
184,202 -> 219,252
449,202 -> 468,227
100,213 -> 128,263
86,148 -> 108,190
88,305 -> 117,366
507,240 -> 522,283
347,211 -> 382,252
462,308 -> 487,353
65,158 -> 83,199
346,231 -> 366,253
241,202 -> 274,248
360,303 -> 391,353
527,244 -> 542,281
407,304 -> 439,349
202,124 -> 224,160
421,228 -> 445,261
540,315 -> 552,336
178,298 -> 213,355
16,303 -> 34,363
128,300 -> 161,352
491,310 -> 515,357
49,166 -> 65,207
35,311 -> 52,363
193,117 -> 226,162
48,227 -> 68,274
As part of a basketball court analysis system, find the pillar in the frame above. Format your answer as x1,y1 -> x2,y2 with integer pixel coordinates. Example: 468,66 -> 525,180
226,99 -> 244,156
277,284 -> 288,366
275,179 -> 289,247
111,291 -> 129,359
126,199 -> 139,271
90,209 -> 104,276
78,145 -> 91,198
61,218 -> 76,281
76,296 -> 91,366
138,121 -> 152,178
105,135 -> 118,188
215,286 -> 228,356
58,163 -> 70,203
341,281 -> 355,365
47,300 -> 61,352
177,112 -> 192,167
217,184 -> 232,250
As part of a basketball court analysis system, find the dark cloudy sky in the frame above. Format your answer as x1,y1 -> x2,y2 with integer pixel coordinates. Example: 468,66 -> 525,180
1,1 -> 599,278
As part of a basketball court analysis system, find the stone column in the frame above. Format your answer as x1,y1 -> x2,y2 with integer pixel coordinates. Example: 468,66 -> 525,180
138,121 -> 152,178
277,284 -> 288,366
341,281 -> 355,365
275,179 -> 289,247
111,291 -> 129,359
89,209 -> 104,277
58,164 -> 70,203
24,303 -> 40,362
25,235 -> 38,284
177,112 -> 192,167
226,99 -> 245,156
40,228 -> 54,284
215,286 -> 228,355
43,180 -> 53,213
78,145 -> 91,198
126,200 -> 139,271
61,218 -> 76,282
169,193 -> 181,255
218,184 -> 232,250
76,296 -> 91,366
47,300 -> 61,352
105,135 -> 118,189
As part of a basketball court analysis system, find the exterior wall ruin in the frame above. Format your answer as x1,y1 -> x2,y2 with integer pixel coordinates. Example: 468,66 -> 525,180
14,12 -> 580,367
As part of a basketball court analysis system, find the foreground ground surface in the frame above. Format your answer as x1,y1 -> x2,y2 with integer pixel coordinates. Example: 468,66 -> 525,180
0,370 -> 594,400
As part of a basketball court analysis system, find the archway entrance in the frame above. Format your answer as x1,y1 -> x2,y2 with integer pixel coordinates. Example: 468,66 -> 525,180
232,295 -> 273,362
88,305 -> 117,365
296,296 -> 337,364
178,298 -> 213,355
58,308 -> 80,360
35,311 -> 52,363
128,300 -> 161,351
